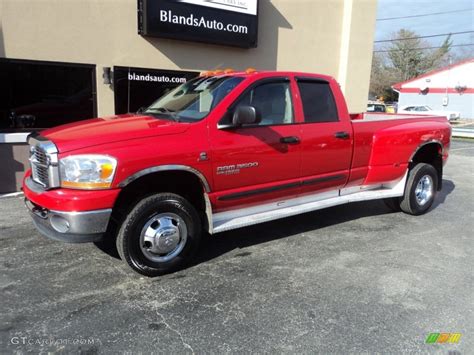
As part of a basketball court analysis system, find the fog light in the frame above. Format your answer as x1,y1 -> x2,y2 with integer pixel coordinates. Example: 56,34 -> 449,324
50,215 -> 70,233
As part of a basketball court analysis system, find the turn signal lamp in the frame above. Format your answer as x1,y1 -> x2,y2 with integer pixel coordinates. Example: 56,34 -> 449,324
199,71 -> 213,77
245,67 -> 257,74
200,68 -> 236,76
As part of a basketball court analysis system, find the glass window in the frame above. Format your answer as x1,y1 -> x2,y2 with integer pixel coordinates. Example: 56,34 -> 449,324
226,81 -> 293,126
145,76 -> 244,122
113,67 -> 198,114
0,59 -> 96,132
297,81 -> 338,123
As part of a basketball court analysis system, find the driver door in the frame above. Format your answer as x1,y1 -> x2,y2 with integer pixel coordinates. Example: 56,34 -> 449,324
209,78 -> 302,212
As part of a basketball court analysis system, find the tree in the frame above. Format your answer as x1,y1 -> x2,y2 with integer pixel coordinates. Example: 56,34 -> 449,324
369,29 -> 452,102
369,53 -> 399,101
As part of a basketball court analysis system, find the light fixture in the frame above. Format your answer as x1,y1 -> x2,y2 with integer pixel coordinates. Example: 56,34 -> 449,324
103,67 -> 112,85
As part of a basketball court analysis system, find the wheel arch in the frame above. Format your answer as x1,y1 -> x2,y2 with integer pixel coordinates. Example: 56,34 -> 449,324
409,141 -> 444,191
114,165 -> 212,233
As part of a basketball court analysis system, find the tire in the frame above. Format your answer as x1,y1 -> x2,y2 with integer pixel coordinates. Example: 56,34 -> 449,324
116,193 -> 201,277
383,197 -> 401,212
400,163 -> 438,215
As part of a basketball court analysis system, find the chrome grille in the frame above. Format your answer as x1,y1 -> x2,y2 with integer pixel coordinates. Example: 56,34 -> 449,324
28,135 -> 60,189
31,146 -> 49,187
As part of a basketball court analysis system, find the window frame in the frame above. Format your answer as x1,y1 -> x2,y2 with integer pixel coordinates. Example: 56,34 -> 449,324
295,77 -> 340,124
218,77 -> 296,129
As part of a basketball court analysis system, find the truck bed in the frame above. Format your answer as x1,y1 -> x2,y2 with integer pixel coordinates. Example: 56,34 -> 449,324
350,112 -> 447,122
348,112 -> 451,187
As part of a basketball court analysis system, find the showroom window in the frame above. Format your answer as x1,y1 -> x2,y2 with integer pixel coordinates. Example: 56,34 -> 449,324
113,66 -> 199,114
0,59 -> 96,132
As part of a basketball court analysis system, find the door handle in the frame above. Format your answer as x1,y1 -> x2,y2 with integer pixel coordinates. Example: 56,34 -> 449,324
334,131 -> 350,139
280,136 -> 300,144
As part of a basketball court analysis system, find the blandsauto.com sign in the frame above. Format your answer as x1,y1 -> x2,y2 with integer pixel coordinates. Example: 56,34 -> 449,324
137,0 -> 259,48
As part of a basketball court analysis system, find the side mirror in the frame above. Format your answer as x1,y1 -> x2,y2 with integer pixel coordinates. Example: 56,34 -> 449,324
232,106 -> 260,126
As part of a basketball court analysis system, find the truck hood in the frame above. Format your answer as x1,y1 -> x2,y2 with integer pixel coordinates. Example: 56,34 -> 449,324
41,114 -> 190,153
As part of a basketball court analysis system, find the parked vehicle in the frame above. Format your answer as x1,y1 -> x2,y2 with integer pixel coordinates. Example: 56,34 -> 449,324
23,71 -> 451,276
398,105 -> 460,121
367,101 -> 386,112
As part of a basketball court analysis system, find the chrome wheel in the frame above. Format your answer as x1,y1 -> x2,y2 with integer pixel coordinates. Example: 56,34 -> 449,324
139,213 -> 188,262
414,175 -> 433,206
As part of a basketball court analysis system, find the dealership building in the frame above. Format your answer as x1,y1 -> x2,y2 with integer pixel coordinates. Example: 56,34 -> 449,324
0,0 -> 377,193
393,59 -> 474,119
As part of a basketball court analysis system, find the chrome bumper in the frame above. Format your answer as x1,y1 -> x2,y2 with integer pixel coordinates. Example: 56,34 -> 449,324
25,199 -> 112,243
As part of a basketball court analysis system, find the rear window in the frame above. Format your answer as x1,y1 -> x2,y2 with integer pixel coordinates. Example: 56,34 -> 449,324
297,81 -> 338,123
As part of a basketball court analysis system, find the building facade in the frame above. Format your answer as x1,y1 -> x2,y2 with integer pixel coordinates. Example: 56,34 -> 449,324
393,59 -> 474,119
0,0 -> 377,193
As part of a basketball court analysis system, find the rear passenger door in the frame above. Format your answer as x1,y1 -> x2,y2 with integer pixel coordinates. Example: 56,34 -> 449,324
295,78 -> 352,195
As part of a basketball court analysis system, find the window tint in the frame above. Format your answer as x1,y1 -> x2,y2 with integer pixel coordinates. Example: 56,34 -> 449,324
0,59 -> 96,132
230,81 -> 294,126
297,81 -> 338,123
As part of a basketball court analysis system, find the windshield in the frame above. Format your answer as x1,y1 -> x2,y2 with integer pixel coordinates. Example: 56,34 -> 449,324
144,76 -> 244,122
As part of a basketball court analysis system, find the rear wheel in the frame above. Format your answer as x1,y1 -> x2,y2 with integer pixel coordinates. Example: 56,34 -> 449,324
116,193 -> 201,277
400,163 -> 438,215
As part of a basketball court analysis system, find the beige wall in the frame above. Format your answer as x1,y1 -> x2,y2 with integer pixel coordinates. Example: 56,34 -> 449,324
0,0 -> 377,114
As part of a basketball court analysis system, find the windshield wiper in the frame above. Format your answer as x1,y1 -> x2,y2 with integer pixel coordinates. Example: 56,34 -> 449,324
145,107 -> 180,122
147,107 -> 175,114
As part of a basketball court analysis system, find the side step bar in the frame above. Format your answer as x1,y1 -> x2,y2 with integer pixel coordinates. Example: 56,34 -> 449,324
211,173 -> 407,234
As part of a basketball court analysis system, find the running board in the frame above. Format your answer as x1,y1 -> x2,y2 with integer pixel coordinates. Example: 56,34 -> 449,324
211,173 -> 407,234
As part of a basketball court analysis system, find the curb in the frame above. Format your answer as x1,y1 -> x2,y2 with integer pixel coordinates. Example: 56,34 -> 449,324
0,192 -> 24,199
452,128 -> 474,139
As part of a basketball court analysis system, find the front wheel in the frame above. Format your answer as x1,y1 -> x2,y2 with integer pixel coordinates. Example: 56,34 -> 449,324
400,163 -> 438,215
116,193 -> 201,277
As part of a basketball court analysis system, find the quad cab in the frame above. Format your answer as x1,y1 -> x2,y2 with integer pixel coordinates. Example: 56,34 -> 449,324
23,70 -> 451,276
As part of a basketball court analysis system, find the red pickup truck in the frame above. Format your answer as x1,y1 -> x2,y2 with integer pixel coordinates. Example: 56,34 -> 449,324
23,71 -> 451,276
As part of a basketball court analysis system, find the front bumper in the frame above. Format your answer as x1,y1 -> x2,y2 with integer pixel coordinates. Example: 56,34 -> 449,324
25,198 -> 112,243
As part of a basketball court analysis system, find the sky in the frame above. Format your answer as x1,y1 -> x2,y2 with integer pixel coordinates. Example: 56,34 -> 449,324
374,0 -> 474,59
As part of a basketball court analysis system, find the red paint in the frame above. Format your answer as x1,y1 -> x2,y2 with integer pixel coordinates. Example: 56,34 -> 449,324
396,88 -> 474,94
23,71 -> 451,214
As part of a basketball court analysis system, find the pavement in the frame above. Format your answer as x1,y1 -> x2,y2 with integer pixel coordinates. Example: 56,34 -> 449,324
451,120 -> 474,138
1,139 -> 473,354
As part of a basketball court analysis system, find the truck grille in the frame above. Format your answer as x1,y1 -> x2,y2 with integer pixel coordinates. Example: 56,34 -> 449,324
28,135 -> 60,189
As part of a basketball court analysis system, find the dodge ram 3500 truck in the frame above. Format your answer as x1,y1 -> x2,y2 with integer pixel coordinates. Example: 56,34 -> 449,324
23,71 -> 451,276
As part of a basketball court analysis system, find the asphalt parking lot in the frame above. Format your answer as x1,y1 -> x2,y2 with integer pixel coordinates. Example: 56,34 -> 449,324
1,139 -> 473,354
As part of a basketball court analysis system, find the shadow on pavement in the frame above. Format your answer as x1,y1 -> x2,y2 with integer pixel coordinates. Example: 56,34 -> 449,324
432,179 -> 455,209
95,179 -> 455,268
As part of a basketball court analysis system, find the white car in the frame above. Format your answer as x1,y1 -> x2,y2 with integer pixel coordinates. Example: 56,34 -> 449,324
398,105 -> 461,121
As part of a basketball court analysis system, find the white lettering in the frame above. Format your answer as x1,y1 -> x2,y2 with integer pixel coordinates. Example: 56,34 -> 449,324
158,9 -> 249,34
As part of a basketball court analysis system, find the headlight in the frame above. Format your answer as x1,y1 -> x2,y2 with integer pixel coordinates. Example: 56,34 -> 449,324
59,155 -> 117,189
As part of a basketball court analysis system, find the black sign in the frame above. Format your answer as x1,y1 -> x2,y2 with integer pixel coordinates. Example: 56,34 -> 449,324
113,66 -> 198,114
138,0 -> 258,48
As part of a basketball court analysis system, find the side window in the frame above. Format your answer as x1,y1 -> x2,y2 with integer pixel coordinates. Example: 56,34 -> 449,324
233,81 -> 294,126
297,81 -> 338,123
